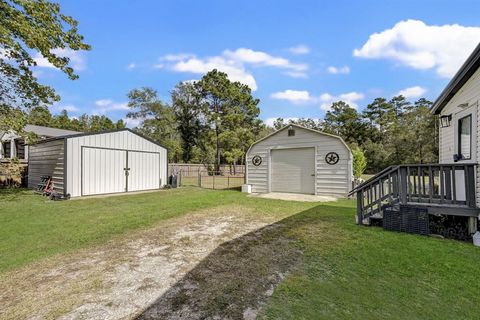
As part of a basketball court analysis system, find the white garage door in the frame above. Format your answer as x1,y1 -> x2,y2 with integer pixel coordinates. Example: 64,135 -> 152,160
128,151 -> 160,192
82,148 -> 161,196
271,148 -> 315,194
82,148 -> 127,196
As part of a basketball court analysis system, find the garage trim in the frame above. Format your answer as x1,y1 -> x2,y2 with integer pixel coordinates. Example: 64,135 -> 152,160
63,138 -> 67,197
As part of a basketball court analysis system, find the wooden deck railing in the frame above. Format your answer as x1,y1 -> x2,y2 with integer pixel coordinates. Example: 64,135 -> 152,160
350,164 -> 477,225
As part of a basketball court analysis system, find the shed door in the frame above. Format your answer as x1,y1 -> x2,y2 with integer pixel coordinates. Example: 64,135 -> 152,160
271,147 -> 315,194
82,148 -> 127,196
128,151 -> 160,192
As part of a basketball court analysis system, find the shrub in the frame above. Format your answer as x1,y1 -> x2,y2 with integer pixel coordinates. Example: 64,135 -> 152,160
0,159 -> 25,188
352,148 -> 367,178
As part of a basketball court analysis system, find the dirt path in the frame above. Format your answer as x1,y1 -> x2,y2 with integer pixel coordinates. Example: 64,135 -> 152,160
0,205 -> 300,320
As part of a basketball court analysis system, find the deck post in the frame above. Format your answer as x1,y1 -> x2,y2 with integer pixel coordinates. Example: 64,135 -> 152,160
466,165 -> 476,208
356,189 -> 364,225
468,217 -> 477,234
399,167 -> 408,205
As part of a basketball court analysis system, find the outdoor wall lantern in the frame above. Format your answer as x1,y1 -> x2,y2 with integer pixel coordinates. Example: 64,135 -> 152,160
440,114 -> 452,128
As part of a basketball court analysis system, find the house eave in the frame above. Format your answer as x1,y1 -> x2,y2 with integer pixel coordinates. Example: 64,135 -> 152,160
431,42 -> 480,115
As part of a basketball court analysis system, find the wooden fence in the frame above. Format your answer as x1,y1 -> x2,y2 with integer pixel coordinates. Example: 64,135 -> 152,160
168,163 -> 245,177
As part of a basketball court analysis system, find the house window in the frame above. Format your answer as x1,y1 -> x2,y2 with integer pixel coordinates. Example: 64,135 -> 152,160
3,141 -> 11,158
458,115 -> 472,160
288,128 -> 295,136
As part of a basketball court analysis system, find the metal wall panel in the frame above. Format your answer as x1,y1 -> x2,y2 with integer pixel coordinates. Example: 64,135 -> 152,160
128,151 -> 160,191
27,139 -> 65,192
82,147 -> 126,196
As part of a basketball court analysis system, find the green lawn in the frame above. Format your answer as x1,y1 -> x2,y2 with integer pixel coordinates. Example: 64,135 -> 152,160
0,187 -> 312,273
2,187 -> 480,318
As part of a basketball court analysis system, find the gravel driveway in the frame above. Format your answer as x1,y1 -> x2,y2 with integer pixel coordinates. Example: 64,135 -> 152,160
1,205 -> 301,320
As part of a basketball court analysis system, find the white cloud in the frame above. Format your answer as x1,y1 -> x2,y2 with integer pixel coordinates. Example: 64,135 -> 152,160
354,19 -> 480,78
122,117 -> 142,128
126,63 -> 136,70
32,70 -> 43,78
223,48 -> 307,72
158,48 -> 309,91
271,90 -> 312,104
33,48 -> 87,71
284,71 -> 308,78
172,56 -> 258,90
270,88 -> 364,111
396,86 -> 427,99
162,53 -> 195,62
95,99 -> 113,107
288,45 -> 310,55
94,99 -> 129,114
327,65 -> 350,74
319,91 -> 364,111
51,104 -> 79,113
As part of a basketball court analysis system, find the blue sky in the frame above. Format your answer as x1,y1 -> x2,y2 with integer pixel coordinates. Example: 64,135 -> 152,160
36,0 -> 480,127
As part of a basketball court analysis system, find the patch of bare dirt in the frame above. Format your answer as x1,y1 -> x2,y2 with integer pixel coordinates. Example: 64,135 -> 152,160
135,222 -> 302,320
0,205 -> 300,320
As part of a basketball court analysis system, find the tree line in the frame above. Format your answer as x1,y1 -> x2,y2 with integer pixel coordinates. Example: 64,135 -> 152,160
26,107 -> 126,132
273,97 -> 438,174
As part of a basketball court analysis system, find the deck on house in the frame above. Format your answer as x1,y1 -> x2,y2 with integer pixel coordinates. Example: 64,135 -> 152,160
350,163 -> 479,225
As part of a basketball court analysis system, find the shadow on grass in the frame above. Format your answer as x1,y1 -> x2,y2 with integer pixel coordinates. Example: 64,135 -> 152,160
133,205 -> 335,320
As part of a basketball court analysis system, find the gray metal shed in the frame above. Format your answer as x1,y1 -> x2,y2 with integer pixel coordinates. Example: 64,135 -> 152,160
28,129 -> 168,197
246,124 -> 352,197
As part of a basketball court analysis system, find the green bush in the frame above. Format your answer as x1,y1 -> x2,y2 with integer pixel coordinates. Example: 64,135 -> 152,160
352,148 -> 367,178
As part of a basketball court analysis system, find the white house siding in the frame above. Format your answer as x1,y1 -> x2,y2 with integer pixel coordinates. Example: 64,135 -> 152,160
246,126 -> 352,197
439,66 -> 480,207
66,130 -> 168,197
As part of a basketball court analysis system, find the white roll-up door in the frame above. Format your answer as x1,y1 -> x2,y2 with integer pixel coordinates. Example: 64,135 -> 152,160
128,151 -> 160,192
271,147 -> 315,194
82,148 -> 126,196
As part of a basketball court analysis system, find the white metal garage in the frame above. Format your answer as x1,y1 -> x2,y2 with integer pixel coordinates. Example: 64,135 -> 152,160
246,124 -> 352,197
28,129 -> 168,197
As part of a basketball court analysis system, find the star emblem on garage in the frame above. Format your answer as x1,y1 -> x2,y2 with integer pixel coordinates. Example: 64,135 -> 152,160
325,152 -> 339,165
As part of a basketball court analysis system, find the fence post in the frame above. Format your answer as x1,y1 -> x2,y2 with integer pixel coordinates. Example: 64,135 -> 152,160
199,174 -> 202,188
213,174 -> 215,190
228,176 -> 230,188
